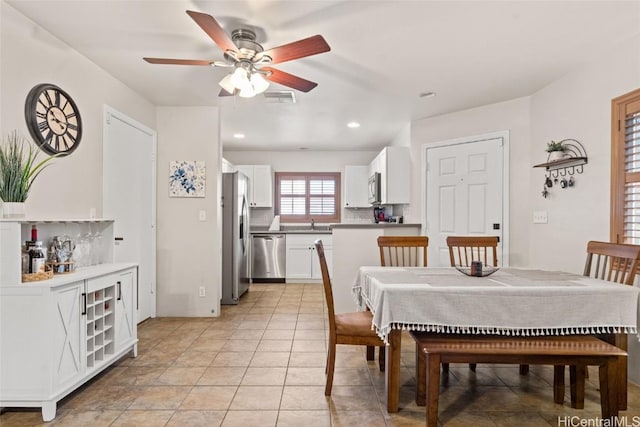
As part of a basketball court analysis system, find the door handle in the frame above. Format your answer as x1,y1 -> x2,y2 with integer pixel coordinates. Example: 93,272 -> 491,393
114,237 -> 124,241
81,292 -> 87,315
117,281 -> 122,301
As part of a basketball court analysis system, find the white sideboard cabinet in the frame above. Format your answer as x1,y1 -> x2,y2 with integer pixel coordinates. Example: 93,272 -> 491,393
0,219 -> 138,421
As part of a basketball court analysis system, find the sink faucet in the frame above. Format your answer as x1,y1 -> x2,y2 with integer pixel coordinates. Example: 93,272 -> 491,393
311,218 -> 315,230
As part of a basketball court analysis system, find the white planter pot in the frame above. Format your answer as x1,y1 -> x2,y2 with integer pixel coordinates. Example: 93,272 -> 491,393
2,202 -> 26,218
548,151 -> 566,162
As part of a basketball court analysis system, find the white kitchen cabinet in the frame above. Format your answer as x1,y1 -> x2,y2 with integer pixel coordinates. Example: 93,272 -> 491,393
222,157 -> 236,173
114,269 -> 136,354
0,219 -> 137,422
368,147 -> 410,204
285,234 -> 332,281
343,165 -> 370,208
235,164 -> 273,207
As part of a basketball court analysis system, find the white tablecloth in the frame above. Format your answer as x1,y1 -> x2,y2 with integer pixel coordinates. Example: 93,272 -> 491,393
352,267 -> 640,343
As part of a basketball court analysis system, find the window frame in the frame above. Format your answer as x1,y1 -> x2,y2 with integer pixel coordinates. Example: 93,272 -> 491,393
274,172 -> 341,223
611,88 -> 640,244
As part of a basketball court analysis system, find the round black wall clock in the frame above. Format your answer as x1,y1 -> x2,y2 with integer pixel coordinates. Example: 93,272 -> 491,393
24,83 -> 82,156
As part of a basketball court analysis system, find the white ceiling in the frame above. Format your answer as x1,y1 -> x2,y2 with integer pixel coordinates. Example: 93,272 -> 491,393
7,0 -> 640,151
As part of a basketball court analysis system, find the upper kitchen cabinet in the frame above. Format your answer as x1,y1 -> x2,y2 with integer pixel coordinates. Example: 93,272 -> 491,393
368,147 -> 410,205
235,165 -> 273,207
222,158 -> 236,173
343,165 -> 370,208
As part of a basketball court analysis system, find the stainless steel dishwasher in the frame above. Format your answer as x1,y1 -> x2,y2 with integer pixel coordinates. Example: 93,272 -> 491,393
251,234 -> 286,283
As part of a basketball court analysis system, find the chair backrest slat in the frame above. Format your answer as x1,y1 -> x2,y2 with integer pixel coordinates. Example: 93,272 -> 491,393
314,239 -> 336,333
446,236 -> 499,267
583,241 -> 640,285
377,236 -> 429,267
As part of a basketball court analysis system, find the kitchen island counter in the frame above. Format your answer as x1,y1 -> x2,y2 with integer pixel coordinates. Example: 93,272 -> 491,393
330,223 -> 420,229
331,223 -> 421,313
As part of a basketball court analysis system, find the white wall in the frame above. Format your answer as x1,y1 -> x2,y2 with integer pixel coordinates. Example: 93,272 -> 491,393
528,34 -> 640,383
156,107 -> 221,317
223,150 -> 378,226
528,34 -> 640,273
1,3 -> 223,319
0,2 -> 155,217
410,97 -> 532,266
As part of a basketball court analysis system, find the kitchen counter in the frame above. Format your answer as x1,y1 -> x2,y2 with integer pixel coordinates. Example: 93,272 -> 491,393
250,227 -> 331,234
251,223 -> 419,234
330,222 -> 422,313
330,223 -> 420,229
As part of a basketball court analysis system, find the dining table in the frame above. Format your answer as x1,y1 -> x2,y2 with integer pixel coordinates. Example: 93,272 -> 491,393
352,266 -> 640,413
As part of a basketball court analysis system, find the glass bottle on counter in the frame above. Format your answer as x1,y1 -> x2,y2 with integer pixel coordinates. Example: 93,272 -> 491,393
29,241 -> 45,274
21,246 -> 30,274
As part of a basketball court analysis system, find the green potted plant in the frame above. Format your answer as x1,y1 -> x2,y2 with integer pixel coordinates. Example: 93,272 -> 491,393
0,130 -> 57,217
546,140 -> 567,162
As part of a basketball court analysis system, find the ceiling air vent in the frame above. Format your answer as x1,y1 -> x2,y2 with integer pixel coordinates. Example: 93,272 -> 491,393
263,91 -> 296,104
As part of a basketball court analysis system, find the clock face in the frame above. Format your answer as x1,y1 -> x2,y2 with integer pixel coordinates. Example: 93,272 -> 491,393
24,83 -> 82,156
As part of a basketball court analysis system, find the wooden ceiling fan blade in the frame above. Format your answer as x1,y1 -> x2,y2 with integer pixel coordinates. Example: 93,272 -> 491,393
262,67 -> 318,92
259,35 -> 330,65
143,58 -> 212,66
186,10 -> 237,54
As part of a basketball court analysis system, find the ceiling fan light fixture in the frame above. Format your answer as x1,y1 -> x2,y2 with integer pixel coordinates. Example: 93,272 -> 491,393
230,67 -> 251,91
238,86 -> 257,98
219,74 -> 236,94
250,72 -> 270,94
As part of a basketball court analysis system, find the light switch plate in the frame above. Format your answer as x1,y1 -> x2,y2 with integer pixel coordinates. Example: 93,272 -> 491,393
199,210 -> 206,221
533,211 -> 548,224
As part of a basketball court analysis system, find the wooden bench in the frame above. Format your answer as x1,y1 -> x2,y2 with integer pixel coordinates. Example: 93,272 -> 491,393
410,333 -> 627,427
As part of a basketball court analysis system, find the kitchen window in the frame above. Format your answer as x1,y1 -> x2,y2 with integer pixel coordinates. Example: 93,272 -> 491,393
611,87 -> 640,244
275,172 -> 341,223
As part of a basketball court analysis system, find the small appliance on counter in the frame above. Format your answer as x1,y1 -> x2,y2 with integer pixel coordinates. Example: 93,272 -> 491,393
373,206 -> 395,223
47,235 -> 76,274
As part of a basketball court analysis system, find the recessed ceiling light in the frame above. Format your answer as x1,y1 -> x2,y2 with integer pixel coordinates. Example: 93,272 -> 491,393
347,121 -> 360,128
233,133 -> 245,139
419,92 -> 436,98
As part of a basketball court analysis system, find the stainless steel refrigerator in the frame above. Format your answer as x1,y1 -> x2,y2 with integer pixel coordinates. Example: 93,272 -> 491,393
221,171 -> 251,304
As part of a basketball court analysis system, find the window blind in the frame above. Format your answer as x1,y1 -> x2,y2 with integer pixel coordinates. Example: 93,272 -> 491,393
623,108 -> 640,244
275,173 -> 341,222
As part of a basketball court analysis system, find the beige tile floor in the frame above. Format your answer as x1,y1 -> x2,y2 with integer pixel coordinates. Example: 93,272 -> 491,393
2,282 -> 640,426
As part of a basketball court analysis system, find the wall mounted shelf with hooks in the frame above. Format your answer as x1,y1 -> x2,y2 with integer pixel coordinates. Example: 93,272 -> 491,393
533,139 -> 588,177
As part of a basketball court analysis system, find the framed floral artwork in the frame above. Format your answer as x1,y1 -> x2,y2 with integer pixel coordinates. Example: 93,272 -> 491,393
169,160 -> 205,197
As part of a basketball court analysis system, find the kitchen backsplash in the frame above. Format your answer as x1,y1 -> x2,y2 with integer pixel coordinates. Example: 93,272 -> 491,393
249,206 -> 400,226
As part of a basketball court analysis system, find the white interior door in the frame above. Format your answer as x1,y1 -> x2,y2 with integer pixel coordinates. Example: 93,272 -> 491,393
425,134 -> 507,267
103,106 -> 156,322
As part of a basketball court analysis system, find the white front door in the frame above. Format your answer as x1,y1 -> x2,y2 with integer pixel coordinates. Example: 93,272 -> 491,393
424,133 -> 508,267
103,106 -> 156,322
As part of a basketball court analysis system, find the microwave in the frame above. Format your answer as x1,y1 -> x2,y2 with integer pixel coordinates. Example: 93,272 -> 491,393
368,172 -> 381,204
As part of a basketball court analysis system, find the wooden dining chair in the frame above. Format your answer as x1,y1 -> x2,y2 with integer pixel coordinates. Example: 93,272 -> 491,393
447,235 -> 498,268
378,236 -> 429,267
368,236 -> 429,365
445,235 -> 504,373
555,240 -> 640,410
314,239 -> 386,396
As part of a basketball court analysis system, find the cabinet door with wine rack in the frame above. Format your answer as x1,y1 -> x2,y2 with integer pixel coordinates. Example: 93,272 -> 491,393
84,277 -> 116,370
